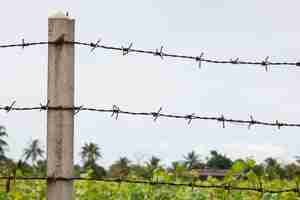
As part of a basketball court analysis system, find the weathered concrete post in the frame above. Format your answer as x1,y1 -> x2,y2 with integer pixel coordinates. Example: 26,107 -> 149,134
47,12 -> 75,200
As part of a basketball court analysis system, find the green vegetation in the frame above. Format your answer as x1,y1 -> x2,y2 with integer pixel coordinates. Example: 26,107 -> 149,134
0,125 -> 300,199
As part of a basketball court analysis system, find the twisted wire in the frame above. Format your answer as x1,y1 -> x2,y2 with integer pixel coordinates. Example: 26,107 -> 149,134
0,176 -> 297,194
0,40 -> 299,68
0,104 -> 299,129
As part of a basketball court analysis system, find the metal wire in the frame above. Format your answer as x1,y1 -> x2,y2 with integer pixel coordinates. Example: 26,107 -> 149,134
0,40 -> 299,68
0,103 -> 299,129
2,39 -> 300,196
0,176 -> 297,194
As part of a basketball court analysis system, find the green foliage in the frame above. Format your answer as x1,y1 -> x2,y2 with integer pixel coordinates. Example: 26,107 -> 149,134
108,157 -> 131,178
206,150 -> 233,170
183,151 -> 203,170
2,124 -> 300,199
1,168 -> 300,200
80,142 -> 102,168
23,139 -> 44,167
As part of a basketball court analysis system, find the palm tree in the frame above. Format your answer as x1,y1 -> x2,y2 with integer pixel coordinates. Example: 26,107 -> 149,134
170,161 -> 180,172
116,157 -> 131,169
169,161 -> 187,180
183,150 -> 201,170
23,139 -> 44,167
80,142 -> 102,167
145,156 -> 161,178
264,157 -> 284,180
0,126 -> 8,159
147,156 -> 161,170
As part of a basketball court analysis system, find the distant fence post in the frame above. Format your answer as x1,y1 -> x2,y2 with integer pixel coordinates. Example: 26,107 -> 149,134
47,13 -> 75,200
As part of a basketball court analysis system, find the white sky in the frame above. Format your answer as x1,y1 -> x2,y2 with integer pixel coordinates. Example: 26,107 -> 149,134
1,0 -> 300,167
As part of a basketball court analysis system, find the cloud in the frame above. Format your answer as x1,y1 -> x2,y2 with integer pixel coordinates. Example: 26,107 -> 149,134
221,143 -> 291,163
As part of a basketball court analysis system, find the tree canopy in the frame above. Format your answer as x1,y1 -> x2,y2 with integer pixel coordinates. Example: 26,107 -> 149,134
206,150 -> 233,169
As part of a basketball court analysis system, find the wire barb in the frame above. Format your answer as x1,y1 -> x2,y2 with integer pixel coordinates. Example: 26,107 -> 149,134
152,107 -> 162,122
90,38 -> 101,52
74,105 -> 84,115
230,57 -> 239,64
4,101 -> 16,113
154,46 -> 164,59
196,52 -> 204,69
185,113 -> 195,125
219,114 -> 226,128
21,38 -> 25,49
262,56 -> 269,72
111,105 -> 120,120
248,115 -> 255,130
48,172 -> 57,183
122,43 -> 133,56
39,100 -> 50,111
275,120 -> 282,130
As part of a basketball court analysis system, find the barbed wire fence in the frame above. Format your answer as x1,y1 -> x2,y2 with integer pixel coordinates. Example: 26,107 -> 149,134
1,40 -> 300,71
0,103 -> 299,129
0,176 -> 299,195
1,29 -> 300,197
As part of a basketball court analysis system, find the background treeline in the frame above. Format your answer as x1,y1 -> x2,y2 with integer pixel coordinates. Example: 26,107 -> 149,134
1,125 -> 300,181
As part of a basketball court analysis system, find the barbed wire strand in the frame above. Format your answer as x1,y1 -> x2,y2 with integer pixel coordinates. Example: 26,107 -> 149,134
0,104 -> 299,129
0,40 -> 300,68
2,40 -> 300,196
0,176 -> 297,194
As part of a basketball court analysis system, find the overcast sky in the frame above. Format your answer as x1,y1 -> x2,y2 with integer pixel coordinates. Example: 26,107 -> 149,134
1,0 -> 300,167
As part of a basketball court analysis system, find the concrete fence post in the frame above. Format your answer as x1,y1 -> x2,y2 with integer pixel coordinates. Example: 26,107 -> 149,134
47,12 -> 75,200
